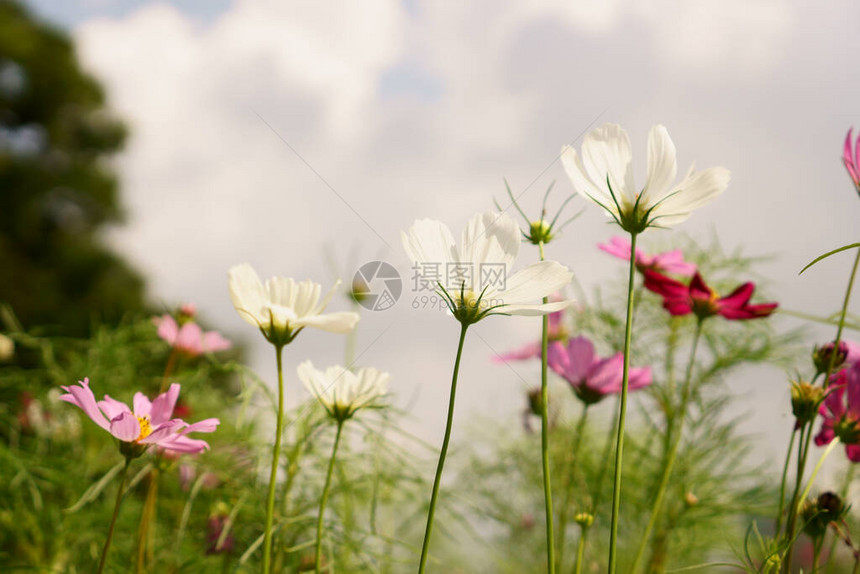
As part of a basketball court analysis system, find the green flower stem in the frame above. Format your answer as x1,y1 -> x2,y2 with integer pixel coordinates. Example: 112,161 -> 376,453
418,322 -> 469,574
263,343 -> 286,574
798,439 -> 839,512
557,404 -> 589,570
135,467 -> 159,574
315,421 -> 344,574
574,525 -> 588,574
97,458 -> 131,574
785,245 -> 860,571
607,231 -> 639,574
594,398 -> 620,512
538,240 -> 556,574
630,318 -> 704,573
774,427 -> 797,538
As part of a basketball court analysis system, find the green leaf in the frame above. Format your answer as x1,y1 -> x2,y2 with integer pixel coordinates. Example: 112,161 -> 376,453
64,460 -> 124,513
799,242 -> 860,275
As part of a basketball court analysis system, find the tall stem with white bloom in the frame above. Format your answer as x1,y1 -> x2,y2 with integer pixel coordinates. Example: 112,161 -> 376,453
538,240 -> 557,574
263,344 -> 286,574
607,231 -> 638,573
315,421 -> 344,574
418,323 -> 468,574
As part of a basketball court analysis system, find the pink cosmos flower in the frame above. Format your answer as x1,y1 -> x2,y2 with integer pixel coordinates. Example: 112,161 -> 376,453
815,363 -> 860,462
844,128 -> 860,193
154,315 -> 232,357
60,378 -> 219,455
547,336 -> 652,405
598,236 -> 696,276
643,270 -> 778,321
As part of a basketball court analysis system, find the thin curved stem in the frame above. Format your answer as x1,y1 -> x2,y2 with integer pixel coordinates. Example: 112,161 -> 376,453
538,240 -> 556,574
97,458 -> 131,574
418,323 -> 469,573
315,421 -> 344,574
630,318 -> 704,573
607,231 -> 639,573
798,439 -> 839,509
263,344 -> 286,574
774,428 -> 797,538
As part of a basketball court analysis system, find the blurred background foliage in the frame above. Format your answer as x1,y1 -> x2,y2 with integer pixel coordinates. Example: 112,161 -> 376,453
0,0 -> 145,339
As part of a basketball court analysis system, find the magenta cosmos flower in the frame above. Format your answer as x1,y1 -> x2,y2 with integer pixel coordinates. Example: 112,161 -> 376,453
60,378 -> 219,455
154,314 -> 232,357
599,236 -> 696,276
643,270 -> 777,321
547,336 -> 652,405
844,128 -> 860,193
493,298 -> 568,362
815,363 -> 860,462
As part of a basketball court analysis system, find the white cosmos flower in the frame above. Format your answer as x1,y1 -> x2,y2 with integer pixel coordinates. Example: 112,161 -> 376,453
298,360 -> 389,422
560,124 -> 730,232
228,263 -> 360,345
401,211 -> 573,322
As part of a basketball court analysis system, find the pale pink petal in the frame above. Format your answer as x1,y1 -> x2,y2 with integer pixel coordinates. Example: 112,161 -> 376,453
203,331 -> 232,353
181,418 -> 220,435
139,419 -> 186,444
156,315 -> 179,345
175,323 -> 205,356
587,354 -> 624,392
98,395 -> 131,421
494,341 -> 542,362
133,392 -> 152,418
150,383 -> 180,426
158,435 -> 210,454
60,378 -> 111,431
564,337 -> 596,382
109,412 -> 141,442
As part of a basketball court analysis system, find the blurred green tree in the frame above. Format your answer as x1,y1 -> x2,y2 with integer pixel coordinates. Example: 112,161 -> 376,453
0,0 -> 145,336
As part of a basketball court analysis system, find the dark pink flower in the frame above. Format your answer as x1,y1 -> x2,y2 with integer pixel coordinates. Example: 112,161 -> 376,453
598,236 -> 696,276
547,336 -> 651,405
643,271 -> 778,321
815,363 -> 860,462
493,297 -> 568,362
844,128 -> 860,193
59,378 -> 219,455
813,339 -> 860,375
154,314 -> 231,357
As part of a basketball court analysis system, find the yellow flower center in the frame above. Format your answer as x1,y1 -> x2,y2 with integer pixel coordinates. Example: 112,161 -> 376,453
455,290 -> 480,309
136,415 -> 152,442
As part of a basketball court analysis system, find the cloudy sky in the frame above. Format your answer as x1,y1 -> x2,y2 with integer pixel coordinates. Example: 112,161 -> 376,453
26,0 -> 860,466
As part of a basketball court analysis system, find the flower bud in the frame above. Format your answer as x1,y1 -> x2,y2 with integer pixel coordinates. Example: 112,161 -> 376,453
790,381 -> 824,427
574,512 -> 594,528
526,388 -> 543,416
801,492 -> 844,540
527,219 -> 554,245
813,341 -> 848,375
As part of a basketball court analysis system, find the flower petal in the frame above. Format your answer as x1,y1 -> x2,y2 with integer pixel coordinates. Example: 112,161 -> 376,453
580,123 -> 636,205
401,219 -> 457,268
458,211 -> 519,275
292,311 -> 360,333
653,166 -> 730,226
59,378 -> 111,432
498,261 -> 573,306
133,392 -> 152,418
643,125 -> 678,204
150,383 -> 180,426
228,264 -> 267,327
155,315 -> 179,345
109,411 -> 141,442
561,145 -> 618,218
